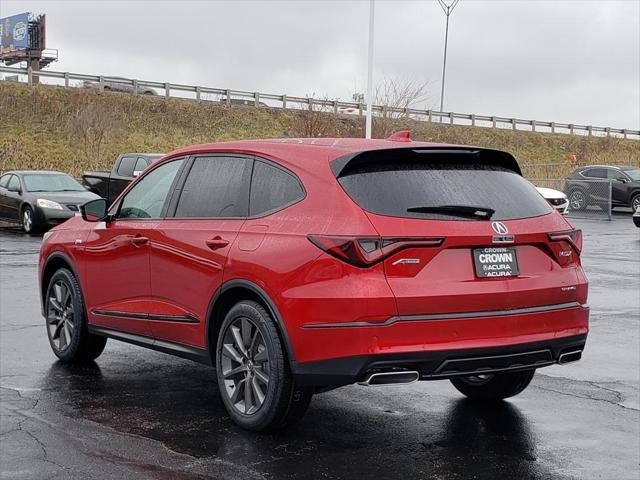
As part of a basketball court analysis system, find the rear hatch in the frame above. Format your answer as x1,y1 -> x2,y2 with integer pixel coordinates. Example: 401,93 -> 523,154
334,147 -> 585,317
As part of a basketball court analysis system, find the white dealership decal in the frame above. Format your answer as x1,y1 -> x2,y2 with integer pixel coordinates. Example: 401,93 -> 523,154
473,247 -> 519,277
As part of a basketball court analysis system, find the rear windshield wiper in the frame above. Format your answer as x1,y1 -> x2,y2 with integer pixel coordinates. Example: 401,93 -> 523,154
407,205 -> 495,220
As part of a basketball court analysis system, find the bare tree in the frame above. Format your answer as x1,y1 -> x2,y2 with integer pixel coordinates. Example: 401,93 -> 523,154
373,77 -> 432,137
67,103 -> 120,171
286,94 -> 345,138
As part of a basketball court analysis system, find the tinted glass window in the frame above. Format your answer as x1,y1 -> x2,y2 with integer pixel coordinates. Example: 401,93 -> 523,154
338,159 -> 552,221
606,169 -> 624,180
7,175 -> 21,192
583,168 -> 606,178
117,157 -> 137,177
0,174 -> 10,188
175,156 -> 251,218
118,159 -> 183,219
250,161 -> 304,216
134,157 -> 149,174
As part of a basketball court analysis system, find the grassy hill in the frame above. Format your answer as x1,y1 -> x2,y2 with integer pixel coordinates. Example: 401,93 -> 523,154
1,82 -> 638,180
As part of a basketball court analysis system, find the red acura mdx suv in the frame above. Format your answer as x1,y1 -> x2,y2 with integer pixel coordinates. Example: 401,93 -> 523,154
39,134 -> 589,431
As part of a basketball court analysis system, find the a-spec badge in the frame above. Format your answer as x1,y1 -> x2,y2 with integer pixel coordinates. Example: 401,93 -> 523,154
392,258 -> 421,265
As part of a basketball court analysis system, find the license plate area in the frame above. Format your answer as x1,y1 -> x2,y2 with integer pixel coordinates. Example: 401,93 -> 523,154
473,247 -> 519,278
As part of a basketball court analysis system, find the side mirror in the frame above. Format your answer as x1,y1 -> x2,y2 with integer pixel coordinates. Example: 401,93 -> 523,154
81,198 -> 109,222
7,185 -> 21,194
133,170 -> 142,178
616,177 -> 628,183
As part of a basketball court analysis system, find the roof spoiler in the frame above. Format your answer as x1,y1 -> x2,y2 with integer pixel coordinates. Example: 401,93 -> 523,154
330,146 -> 522,178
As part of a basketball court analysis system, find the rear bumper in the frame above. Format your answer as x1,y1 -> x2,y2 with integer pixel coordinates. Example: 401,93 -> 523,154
291,303 -> 589,386
293,333 -> 587,386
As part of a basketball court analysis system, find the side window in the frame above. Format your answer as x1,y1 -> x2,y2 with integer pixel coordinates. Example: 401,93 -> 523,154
134,157 -> 149,174
174,156 -> 251,218
249,161 -> 304,216
606,169 -> 624,180
7,175 -> 21,191
0,174 -> 10,189
118,159 -> 184,219
117,156 -> 137,177
583,168 -> 606,179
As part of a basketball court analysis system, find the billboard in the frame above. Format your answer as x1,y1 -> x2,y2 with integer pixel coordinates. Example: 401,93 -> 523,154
0,12 -> 30,56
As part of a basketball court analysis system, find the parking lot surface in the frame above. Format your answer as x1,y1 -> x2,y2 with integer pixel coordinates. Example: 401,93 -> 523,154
1,215 -> 638,480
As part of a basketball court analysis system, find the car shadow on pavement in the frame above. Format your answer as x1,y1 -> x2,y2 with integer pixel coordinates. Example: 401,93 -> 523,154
39,360 -> 555,479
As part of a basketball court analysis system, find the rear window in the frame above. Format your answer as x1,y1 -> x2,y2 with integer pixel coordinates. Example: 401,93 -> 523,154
338,159 -> 552,221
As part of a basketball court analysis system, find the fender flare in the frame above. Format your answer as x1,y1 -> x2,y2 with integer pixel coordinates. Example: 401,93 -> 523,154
205,279 -> 297,366
41,251 -> 83,314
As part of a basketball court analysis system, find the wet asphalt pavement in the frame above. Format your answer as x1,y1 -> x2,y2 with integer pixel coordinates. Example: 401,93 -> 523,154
0,215 -> 638,480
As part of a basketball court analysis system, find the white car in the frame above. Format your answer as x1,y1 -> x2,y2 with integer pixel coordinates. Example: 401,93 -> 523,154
536,186 -> 569,214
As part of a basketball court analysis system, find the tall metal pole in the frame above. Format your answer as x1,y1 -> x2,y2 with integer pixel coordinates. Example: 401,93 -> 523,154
437,0 -> 460,115
439,13 -> 450,113
365,0 -> 375,139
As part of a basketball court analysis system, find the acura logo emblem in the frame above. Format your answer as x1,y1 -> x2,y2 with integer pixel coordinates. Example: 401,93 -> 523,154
491,222 -> 508,234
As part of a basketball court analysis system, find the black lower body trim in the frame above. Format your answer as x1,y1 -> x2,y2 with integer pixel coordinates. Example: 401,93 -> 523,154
292,334 -> 587,386
88,325 -> 211,365
92,309 -> 199,323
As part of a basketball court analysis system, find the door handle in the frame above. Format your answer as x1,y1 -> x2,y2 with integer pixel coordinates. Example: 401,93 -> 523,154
205,236 -> 229,250
131,236 -> 149,247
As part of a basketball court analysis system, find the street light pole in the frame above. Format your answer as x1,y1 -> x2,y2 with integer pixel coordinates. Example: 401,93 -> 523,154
365,0 -> 375,139
437,0 -> 460,115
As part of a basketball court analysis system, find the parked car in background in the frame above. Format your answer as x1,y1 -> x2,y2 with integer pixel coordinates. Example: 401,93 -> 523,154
536,186 -> 569,214
633,205 -> 640,228
82,78 -> 157,96
565,165 -> 640,211
39,135 -> 588,431
82,153 -> 164,204
0,171 -> 100,233
220,97 -> 269,107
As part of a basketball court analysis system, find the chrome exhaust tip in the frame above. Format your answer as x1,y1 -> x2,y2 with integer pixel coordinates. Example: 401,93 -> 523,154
558,350 -> 582,365
358,370 -> 420,386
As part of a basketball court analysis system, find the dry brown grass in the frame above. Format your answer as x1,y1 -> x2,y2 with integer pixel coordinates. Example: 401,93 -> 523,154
1,82 -> 638,179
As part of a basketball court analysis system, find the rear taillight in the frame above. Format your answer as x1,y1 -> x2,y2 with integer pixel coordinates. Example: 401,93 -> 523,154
307,235 -> 443,268
548,229 -> 582,254
548,229 -> 582,266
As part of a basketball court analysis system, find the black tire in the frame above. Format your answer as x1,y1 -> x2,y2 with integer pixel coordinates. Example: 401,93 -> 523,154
21,205 -> 41,234
215,300 -> 312,431
44,268 -> 107,363
630,193 -> 640,212
450,370 -> 535,401
568,189 -> 588,211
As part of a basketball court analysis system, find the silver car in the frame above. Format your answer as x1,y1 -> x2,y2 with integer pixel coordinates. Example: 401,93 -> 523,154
82,78 -> 156,96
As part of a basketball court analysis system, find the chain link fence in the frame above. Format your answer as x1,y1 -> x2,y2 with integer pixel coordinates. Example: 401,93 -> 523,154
531,178 -> 612,219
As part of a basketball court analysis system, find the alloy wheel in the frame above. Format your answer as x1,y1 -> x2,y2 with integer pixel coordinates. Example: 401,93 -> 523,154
632,196 -> 640,212
569,191 -> 586,210
220,317 -> 270,415
46,280 -> 75,351
23,209 -> 33,233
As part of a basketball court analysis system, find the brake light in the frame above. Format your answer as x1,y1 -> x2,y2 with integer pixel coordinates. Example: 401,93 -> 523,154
307,235 -> 443,268
548,229 -> 582,254
547,229 -> 582,266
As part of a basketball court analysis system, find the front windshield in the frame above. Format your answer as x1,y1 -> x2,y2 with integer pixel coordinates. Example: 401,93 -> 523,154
23,174 -> 85,192
622,168 -> 640,181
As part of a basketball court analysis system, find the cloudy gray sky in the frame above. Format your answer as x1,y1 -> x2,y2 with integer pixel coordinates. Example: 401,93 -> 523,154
2,0 -> 639,129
